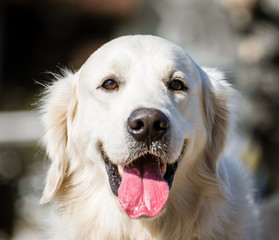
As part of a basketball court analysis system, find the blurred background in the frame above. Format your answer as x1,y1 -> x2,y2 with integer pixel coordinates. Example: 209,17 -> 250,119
0,0 -> 278,239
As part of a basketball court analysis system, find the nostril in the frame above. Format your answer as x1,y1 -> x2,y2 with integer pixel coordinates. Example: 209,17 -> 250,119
153,121 -> 161,131
129,120 -> 144,131
154,119 -> 169,130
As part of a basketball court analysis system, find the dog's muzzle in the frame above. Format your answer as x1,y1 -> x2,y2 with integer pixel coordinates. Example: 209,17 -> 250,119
101,108 -> 181,219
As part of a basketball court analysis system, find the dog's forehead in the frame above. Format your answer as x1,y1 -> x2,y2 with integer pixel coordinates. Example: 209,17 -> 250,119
78,35 -> 202,93
84,35 -> 193,71
99,35 -> 184,57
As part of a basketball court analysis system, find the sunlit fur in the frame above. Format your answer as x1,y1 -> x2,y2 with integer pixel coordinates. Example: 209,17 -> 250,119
40,35 -> 258,240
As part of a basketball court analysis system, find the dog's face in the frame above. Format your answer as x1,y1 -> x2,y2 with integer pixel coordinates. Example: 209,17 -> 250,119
41,35 -> 231,220
75,35 -> 206,161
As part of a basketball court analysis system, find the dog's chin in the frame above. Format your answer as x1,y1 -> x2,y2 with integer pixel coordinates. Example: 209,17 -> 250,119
100,142 -> 185,219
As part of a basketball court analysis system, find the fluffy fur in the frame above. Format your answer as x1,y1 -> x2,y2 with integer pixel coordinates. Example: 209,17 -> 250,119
40,35 -> 258,239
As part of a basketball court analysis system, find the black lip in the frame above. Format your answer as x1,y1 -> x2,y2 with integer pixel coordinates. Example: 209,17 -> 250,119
102,150 -> 121,196
101,150 -> 178,197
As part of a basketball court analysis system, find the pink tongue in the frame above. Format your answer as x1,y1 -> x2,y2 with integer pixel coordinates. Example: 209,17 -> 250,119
118,156 -> 169,219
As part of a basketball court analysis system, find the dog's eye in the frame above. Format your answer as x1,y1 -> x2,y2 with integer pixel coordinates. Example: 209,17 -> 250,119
168,79 -> 187,91
102,79 -> 119,91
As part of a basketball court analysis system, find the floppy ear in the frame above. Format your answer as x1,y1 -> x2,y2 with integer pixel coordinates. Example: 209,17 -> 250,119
40,70 -> 78,204
199,67 -> 236,171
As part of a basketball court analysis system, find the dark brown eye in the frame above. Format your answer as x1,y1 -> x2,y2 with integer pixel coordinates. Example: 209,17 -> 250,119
102,79 -> 119,91
168,79 -> 187,91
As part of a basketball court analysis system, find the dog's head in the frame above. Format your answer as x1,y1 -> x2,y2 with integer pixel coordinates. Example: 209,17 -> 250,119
40,35 -> 234,219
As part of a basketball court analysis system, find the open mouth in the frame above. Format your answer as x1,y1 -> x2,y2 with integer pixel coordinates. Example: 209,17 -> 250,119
101,149 -> 178,219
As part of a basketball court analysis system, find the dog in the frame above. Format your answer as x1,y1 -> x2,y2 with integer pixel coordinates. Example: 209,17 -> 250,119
39,35 -> 258,239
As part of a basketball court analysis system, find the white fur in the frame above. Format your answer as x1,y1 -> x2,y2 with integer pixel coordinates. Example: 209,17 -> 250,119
40,35 -> 258,239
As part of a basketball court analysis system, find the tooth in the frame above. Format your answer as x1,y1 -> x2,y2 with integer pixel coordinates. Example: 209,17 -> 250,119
118,165 -> 124,176
160,163 -> 167,176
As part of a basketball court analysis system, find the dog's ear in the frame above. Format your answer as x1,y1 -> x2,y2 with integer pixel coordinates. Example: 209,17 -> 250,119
199,67 -> 236,171
40,70 -> 78,204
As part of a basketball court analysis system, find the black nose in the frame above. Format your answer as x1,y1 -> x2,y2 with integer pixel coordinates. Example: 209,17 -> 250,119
127,108 -> 169,144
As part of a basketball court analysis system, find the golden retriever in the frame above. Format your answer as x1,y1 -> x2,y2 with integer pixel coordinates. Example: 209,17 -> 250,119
40,35 -> 258,239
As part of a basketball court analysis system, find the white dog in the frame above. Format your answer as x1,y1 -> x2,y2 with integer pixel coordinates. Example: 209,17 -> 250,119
40,35 -> 258,239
